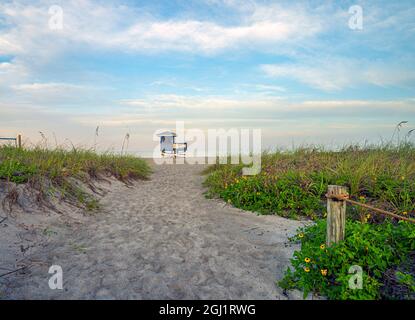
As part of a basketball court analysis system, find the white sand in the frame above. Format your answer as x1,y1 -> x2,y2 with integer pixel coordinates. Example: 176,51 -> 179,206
0,162 -> 310,299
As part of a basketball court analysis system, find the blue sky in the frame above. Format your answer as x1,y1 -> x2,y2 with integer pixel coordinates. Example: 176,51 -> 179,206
1,0 -> 415,154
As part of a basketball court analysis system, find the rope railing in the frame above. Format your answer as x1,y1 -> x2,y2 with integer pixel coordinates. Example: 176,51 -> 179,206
325,185 -> 414,246
325,193 -> 415,224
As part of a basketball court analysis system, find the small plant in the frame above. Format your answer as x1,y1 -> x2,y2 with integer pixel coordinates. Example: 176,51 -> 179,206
279,219 -> 415,300
396,271 -> 415,292
71,243 -> 88,253
42,227 -> 57,237
0,159 -> 37,183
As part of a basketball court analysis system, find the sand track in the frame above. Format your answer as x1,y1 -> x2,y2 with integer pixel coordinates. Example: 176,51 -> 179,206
1,163 -> 307,299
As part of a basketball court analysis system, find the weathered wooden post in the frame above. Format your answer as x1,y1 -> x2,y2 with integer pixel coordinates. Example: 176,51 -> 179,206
326,185 -> 348,246
17,134 -> 22,148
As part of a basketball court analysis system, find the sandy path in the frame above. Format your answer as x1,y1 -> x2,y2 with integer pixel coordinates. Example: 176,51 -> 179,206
1,163 -> 307,299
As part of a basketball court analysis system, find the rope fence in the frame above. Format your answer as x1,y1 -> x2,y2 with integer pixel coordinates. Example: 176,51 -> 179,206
326,193 -> 415,224
325,185 -> 415,246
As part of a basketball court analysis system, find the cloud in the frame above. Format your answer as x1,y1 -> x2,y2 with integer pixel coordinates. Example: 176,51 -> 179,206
3,80 -> 109,107
261,62 -> 352,91
253,84 -> 285,92
298,99 -> 413,110
241,84 -> 286,96
118,95 -> 415,121
2,95 -> 414,151
119,94 -> 284,111
2,0 -> 414,94
0,0 -> 322,57
0,36 -> 23,55
261,58 -> 415,90
12,82 -> 85,92
116,14 -> 320,54
0,61 -> 28,86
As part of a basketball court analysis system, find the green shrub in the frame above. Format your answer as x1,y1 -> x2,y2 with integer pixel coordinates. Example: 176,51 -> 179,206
279,219 -> 415,299
203,144 -> 415,219
0,159 -> 38,183
396,271 -> 415,291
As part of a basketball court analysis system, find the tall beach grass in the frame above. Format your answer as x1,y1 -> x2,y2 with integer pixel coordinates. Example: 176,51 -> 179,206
204,142 -> 415,221
0,145 -> 151,211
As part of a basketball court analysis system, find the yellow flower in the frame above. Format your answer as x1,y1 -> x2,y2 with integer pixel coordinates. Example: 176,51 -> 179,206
402,211 -> 408,215
256,192 -> 261,195
366,214 -> 371,219
320,244 -> 325,250
304,267 -> 310,273
401,176 -> 405,180
298,233 -> 304,238
304,257 -> 311,263
321,269 -> 328,276
227,199 -> 232,204
359,196 -> 365,200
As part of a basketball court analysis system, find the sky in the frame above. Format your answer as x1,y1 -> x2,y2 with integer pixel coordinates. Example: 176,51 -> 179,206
1,0 -> 415,155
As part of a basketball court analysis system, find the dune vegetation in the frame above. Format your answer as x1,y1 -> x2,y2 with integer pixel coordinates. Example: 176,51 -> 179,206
0,145 -> 151,211
203,143 -> 415,299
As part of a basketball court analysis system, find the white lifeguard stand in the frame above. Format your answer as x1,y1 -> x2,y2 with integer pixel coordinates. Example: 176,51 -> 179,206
156,131 -> 187,158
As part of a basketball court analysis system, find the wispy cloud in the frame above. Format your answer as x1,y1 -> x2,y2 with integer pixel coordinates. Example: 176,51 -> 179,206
261,58 -> 415,91
11,82 -> 85,92
0,61 -> 28,86
118,95 -> 415,120
119,94 -> 284,111
0,1 -> 322,57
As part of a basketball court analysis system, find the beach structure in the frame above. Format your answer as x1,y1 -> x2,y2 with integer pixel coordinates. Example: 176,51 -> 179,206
156,131 -> 187,157
0,134 -> 21,148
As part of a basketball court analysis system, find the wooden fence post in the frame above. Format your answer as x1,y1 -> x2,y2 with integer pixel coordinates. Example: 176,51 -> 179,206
326,185 -> 348,246
17,134 -> 22,148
